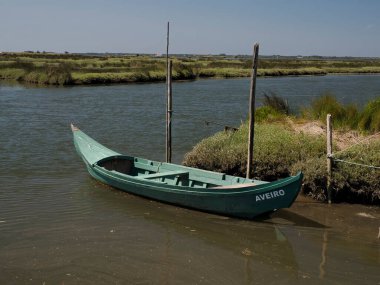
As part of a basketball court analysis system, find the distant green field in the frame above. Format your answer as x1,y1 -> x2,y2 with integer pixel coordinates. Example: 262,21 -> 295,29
1,52 -> 380,85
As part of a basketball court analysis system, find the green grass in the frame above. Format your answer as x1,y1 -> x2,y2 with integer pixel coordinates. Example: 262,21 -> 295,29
258,67 -> 327,76
332,140 -> 380,203
0,68 -> 25,80
183,119 -> 380,204
358,99 -> 380,132
262,92 -> 289,115
1,52 -> 380,85
324,66 -> 380,74
303,95 -> 380,133
72,71 -> 166,84
183,122 -> 326,179
183,94 -> 380,204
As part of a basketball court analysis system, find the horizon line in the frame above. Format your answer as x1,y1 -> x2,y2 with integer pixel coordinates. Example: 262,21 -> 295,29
1,51 -> 379,59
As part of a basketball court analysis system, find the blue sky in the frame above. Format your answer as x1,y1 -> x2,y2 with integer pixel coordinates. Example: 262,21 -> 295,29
0,0 -> 379,56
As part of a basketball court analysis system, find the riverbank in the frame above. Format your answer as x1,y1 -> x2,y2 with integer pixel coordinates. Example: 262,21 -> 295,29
1,52 -> 380,85
183,117 -> 380,205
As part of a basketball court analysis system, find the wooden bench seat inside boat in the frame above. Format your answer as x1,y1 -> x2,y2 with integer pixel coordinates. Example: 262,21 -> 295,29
211,183 -> 256,189
137,170 -> 189,180
134,161 -> 160,173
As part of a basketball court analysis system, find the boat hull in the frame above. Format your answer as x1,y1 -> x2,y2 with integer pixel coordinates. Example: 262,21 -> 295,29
73,125 -> 303,219
84,160 -> 302,219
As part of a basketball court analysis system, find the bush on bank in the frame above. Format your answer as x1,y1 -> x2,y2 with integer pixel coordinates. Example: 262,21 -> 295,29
0,63 -> 73,85
332,140 -> 380,203
183,120 -> 380,204
303,95 -> 380,133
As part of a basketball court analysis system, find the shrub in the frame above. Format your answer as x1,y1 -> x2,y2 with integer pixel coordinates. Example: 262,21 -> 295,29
290,157 -> 327,201
333,140 -> 380,203
255,106 -> 286,123
0,68 -> 25,80
358,99 -> 380,132
183,122 -> 326,180
343,104 -> 360,129
9,59 -> 35,71
23,71 -> 48,84
184,120 -> 380,204
173,63 -> 197,80
262,92 -> 289,115
44,63 -> 73,85
310,93 -> 347,122
304,94 -> 380,133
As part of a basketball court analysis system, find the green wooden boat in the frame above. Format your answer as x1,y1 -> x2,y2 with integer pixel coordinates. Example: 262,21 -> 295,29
71,124 -> 303,219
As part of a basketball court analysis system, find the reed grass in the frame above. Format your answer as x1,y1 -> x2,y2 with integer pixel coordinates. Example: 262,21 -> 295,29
332,140 -> 380,203
262,92 -> 289,115
1,52 -> 379,85
184,94 -> 380,203
258,67 -> 327,76
303,95 -> 380,132
0,68 -> 25,80
72,71 -> 166,84
183,119 -> 380,204
358,99 -> 380,132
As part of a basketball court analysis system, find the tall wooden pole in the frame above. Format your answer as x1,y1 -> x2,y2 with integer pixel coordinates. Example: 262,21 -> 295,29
166,22 -> 169,82
326,114 -> 332,204
166,60 -> 173,163
165,21 -> 171,163
246,43 -> 259,179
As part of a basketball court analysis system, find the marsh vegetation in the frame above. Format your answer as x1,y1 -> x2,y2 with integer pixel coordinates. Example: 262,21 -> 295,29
1,52 -> 380,85
183,96 -> 380,204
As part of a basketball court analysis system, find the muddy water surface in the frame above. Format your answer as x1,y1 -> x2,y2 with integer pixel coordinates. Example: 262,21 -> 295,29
1,76 -> 379,284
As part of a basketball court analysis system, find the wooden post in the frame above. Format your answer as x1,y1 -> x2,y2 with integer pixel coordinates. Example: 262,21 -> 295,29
166,22 -> 169,82
165,21 -> 172,163
166,60 -> 173,163
326,114 -> 332,204
246,43 -> 259,179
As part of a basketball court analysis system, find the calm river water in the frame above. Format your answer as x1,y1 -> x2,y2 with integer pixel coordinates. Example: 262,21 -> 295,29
0,75 -> 379,284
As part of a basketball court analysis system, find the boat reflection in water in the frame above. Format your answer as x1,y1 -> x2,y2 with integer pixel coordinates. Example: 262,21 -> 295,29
86,183 -> 301,284
89,188 -> 379,285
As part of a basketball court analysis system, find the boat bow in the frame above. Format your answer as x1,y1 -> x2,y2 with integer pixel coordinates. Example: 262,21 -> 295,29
71,124 -> 119,166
